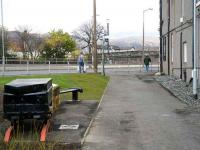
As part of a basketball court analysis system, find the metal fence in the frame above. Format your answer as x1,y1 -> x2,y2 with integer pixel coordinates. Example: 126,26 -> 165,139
0,55 -> 160,76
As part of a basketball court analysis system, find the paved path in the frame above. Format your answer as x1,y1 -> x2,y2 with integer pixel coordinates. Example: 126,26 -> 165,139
83,74 -> 200,150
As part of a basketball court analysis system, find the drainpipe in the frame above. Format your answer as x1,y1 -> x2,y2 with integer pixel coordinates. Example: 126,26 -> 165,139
167,0 -> 171,75
193,0 -> 198,98
160,0 -> 163,73
180,32 -> 183,79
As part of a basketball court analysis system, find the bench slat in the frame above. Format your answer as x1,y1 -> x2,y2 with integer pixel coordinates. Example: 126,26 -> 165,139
60,88 -> 83,94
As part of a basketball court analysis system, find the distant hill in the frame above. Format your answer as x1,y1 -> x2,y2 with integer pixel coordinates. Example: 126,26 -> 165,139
110,36 -> 159,49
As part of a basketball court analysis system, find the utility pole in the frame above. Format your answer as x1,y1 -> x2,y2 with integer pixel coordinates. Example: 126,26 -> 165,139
93,0 -> 98,73
1,0 -> 5,76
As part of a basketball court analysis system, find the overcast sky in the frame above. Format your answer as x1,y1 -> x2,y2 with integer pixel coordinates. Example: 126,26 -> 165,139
2,0 -> 159,38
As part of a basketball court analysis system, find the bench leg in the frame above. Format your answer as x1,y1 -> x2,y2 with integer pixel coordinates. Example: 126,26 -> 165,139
72,91 -> 78,101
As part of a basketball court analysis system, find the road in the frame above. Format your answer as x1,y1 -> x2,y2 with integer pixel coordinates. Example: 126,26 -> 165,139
83,74 -> 200,150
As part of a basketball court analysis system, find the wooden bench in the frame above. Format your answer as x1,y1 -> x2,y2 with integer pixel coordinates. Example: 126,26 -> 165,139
60,88 -> 83,102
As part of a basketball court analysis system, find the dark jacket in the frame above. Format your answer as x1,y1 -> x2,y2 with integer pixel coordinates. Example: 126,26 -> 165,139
144,56 -> 151,65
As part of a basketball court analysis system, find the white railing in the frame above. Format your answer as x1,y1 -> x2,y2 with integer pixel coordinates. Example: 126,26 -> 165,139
0,58 -> 160,76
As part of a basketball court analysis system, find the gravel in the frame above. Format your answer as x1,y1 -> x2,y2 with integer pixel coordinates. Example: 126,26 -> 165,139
155,75 -> 200,108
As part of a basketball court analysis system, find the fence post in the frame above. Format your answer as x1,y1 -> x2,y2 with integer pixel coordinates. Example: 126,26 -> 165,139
49,61 -> 51,74
140,57 -> 142,72
67,61 -> 69,73
26,60 -> 29,74
128,58 -> 130,74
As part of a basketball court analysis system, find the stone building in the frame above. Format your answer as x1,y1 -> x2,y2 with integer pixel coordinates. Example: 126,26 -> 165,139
160,0 -> 200,82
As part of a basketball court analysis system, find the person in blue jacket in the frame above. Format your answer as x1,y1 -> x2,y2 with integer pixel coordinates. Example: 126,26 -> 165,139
78,52 -> 85,73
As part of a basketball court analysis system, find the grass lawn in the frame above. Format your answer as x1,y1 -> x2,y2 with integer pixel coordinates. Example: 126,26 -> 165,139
0,74 -> 109,101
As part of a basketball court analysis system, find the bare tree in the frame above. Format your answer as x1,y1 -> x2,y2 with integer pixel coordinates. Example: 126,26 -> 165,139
16,26 -> 43,59
29,34 -> 44,59
73,21 -> 105,54
0,27 -> 9,57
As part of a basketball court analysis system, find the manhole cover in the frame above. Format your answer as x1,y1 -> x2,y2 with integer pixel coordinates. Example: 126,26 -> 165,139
59,124 -> 79,130
52,122 -> 80,131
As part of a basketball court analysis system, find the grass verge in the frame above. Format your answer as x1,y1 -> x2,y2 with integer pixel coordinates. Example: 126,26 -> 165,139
0,74 -> 109,101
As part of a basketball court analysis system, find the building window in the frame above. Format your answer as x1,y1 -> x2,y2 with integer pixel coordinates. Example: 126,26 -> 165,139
163,37 -> 166,61
183,42 -> 187,63
171,34 -> 174,63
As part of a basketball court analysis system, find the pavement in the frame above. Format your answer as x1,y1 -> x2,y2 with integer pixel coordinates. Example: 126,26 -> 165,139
83,73 -> 200,150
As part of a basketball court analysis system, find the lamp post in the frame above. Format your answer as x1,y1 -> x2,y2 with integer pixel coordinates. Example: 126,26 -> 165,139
93,0 -> 97,73
142,8 -> 153,70
101,34 -> 105,76
1,0 -> 5,76
106,19 -> 110,53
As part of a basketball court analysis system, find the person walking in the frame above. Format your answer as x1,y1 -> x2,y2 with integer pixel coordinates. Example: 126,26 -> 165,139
78,52 -> 85,73
144,55 -> 151,72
